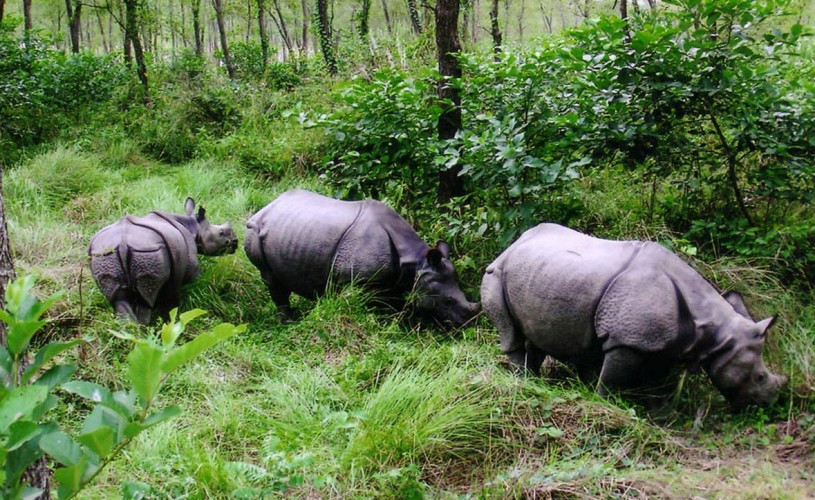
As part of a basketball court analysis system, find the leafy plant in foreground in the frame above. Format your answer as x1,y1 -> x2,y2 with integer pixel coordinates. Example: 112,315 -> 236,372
0,275 -> 245,499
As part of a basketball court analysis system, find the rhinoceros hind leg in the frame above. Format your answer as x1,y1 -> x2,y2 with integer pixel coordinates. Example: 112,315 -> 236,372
262,273 -> 294,322
113,295 -> 139,323
597,347 -> 645,397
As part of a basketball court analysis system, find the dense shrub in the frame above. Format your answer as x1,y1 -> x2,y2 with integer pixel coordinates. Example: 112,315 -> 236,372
0,25 -> 127,161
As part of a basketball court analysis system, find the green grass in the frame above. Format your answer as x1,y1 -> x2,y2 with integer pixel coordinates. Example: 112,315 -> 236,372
7,106 -> 815,498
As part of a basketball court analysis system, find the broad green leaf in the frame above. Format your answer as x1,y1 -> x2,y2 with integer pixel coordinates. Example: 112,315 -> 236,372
6,420 -> 42,451
33,364 -> 76,391
111,391 -> 137,419
82,405 -> 127,443
54,456 -> 96,500
39,430 -> 84,467
161,323 -> 245,374
142,405 -> 181,428
22,339 -> 83,385
126,341 -> 164,405
123,405 -> 181,440
77,426 -> 114,459
179,308 -> 207,326
7,320 -> 48,357
122,481 -> 153,499
0,345 -> 12,388
20,486 -> 43,500
160,320 -> 184,349
31,393 -> 60,421
61,381 -> 113,404
0,385 -> 48,432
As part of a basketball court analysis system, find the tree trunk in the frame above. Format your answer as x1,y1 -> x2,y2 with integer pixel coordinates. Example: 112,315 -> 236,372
125,0 -> 149,99
357,0 -> 370,42
258,0 -> 269,66
192,0 -> 203,56
212,0 -> 235,78
96,7 -> 108,53
620,0 -> 630,42
379,0 -> 391,34
300,0 -> 308,52
23,0 -> 32,30
517,0 -> 525,43
407,0 -> 422,34
0,0 -> 6,24
315,0 -> 336,74
489,0 -> 501,58
270,0 -> 293,57
436,0 -> 464,202
66,0 -> 82,53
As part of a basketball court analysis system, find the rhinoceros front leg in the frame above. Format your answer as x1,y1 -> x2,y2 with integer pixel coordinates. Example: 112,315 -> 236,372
111,290 -> 139,323
597,347 -> 645,397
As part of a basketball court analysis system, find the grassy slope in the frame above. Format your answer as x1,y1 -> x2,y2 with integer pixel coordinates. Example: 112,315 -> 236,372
6,101 -> 815,497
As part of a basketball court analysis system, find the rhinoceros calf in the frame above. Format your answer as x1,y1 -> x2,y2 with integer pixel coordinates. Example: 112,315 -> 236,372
244,189 -> 479,327
481,223 -> 787,407
89,198 -> 238,324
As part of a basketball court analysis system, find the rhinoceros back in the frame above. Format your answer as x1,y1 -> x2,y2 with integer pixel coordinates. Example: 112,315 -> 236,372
246,190 -> 373,297
89,213 -> 197,310
246,190 -> 421,298
494,223 -> 641,357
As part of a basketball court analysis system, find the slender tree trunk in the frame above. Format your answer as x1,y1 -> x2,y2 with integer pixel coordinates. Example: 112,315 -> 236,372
620,0 -> 630,42
66,0 -> 82,53
379,0 -> 391,34
212,0 -> 235,78
258,0 -> 268,66
192,0 -> 203,56
518,0 -> 525,43
23,0 -> 32,30
315,0 -> 336,74
407,0 -> 422,34
357,0 -> 370,42
125,0 -> 149,99
489,0 -> 501,58
0,0 -> 6,24
300,0 -> 308,52
270,0 -> 293,56
96,7 -> 108,52
436,0 -> 464,201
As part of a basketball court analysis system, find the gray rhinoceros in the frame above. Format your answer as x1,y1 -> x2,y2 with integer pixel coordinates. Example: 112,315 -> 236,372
244,189 -> 479,326
89,198 -> 238,324
481,223 -> 787,407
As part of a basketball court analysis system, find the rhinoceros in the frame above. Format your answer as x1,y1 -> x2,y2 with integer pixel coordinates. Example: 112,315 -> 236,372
481,223 -> 787,407
244,189 -> 479,326
89,198 -> 238,324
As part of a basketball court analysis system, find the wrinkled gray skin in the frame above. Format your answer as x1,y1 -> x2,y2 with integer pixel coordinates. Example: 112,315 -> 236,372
244,189 -> 479,327
481,223 -> 787,408
89,198 -> 238,324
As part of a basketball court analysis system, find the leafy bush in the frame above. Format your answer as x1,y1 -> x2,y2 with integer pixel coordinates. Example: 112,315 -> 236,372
0,26 -> 127,160
0,275 -> 244,499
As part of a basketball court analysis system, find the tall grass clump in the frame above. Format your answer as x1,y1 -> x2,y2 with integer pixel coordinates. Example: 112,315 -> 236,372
7,144 -> 120,211
341,357 -> 502,475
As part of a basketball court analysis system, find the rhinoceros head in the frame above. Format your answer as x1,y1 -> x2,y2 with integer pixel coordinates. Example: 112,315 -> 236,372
185,198 -> 238,256
412,241 -> 480,328
706,294 -> 787,407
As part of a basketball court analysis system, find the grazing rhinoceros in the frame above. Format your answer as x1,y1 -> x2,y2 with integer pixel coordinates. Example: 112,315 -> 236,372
481,223 -> 787,407
244,189 -> 479,327
89,198 -> 238,324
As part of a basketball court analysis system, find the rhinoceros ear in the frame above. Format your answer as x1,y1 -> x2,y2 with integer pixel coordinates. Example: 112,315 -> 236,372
197,206 -> 207,222
185,198 -> 196,216
435,240 -> 451,259
755,317 -> 776,338
723,291 -> 753,320
426,248 -> 443,270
